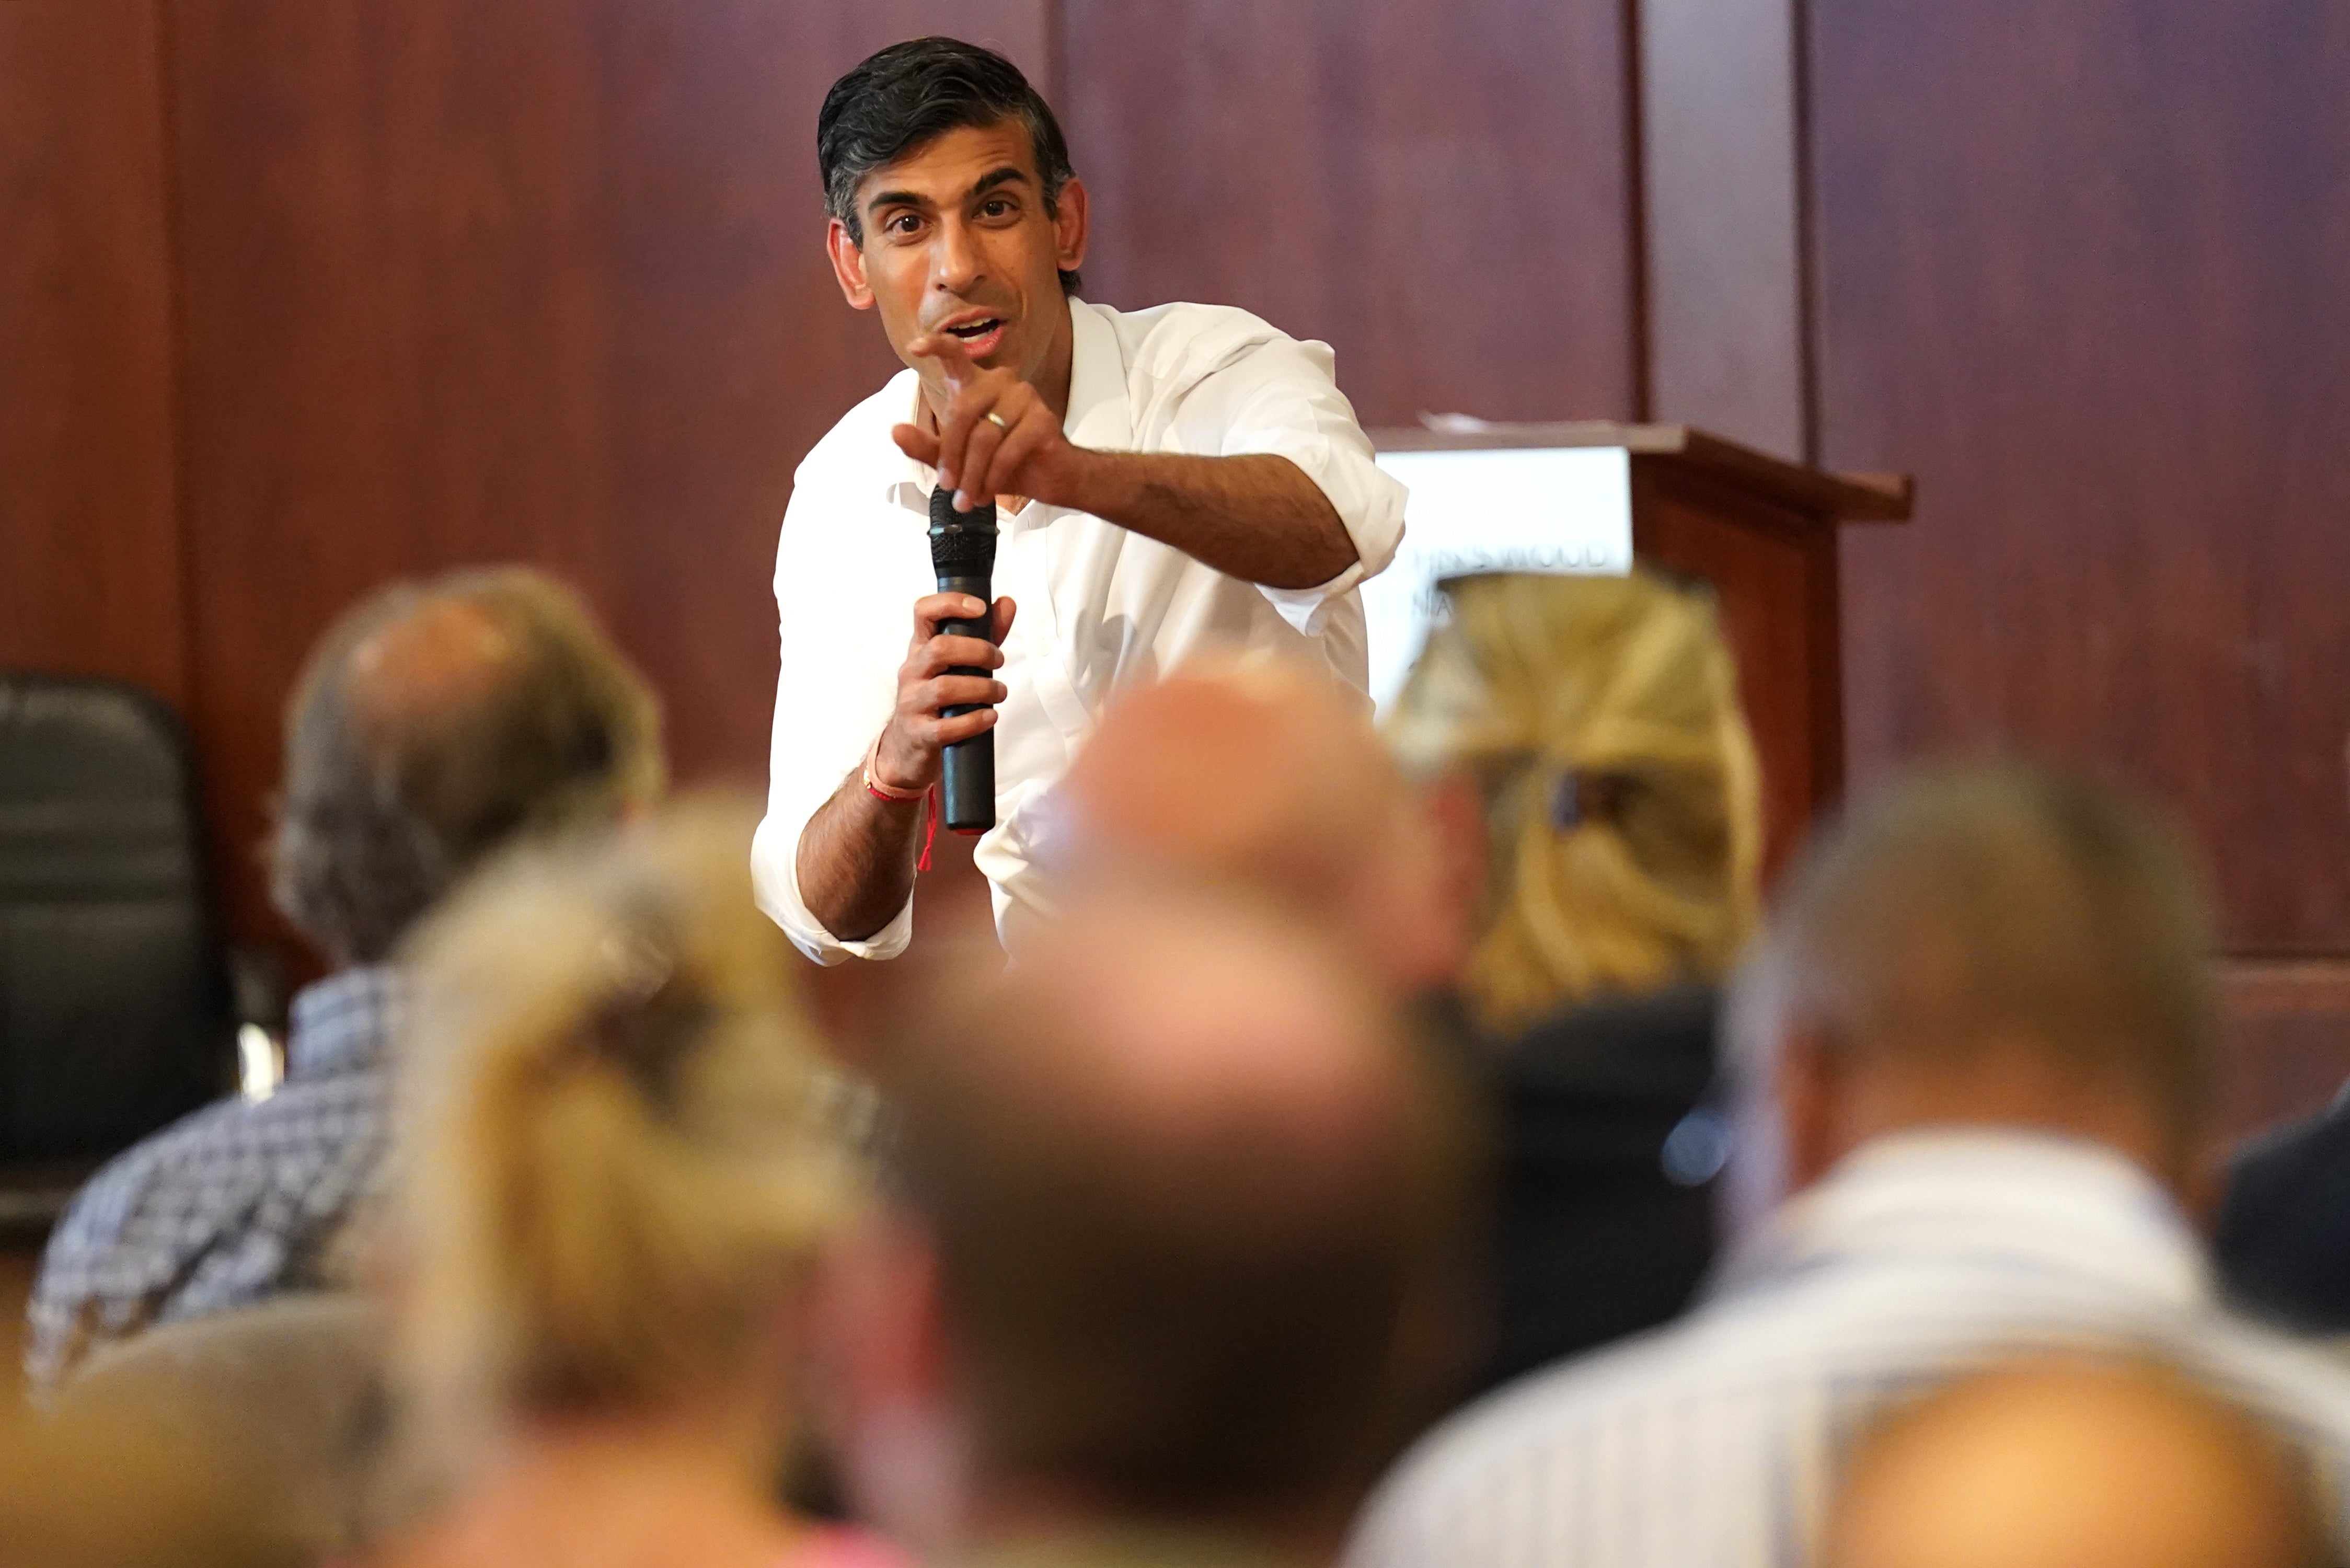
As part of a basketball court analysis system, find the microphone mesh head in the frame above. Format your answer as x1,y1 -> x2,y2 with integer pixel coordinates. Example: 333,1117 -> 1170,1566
928,485 -> 999,573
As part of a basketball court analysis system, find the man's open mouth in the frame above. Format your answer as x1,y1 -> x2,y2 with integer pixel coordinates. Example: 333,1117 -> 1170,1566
944,317 -> 1005,340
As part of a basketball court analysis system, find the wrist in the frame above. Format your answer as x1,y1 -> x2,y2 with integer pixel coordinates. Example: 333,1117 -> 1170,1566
865,731 -> 930,800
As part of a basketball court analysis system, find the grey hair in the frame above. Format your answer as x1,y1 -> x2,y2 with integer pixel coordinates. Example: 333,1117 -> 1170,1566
267,568 -> 664,965
1736,760 -> 2220,1151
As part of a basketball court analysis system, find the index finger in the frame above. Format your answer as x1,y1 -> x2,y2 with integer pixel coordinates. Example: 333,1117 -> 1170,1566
905,330 -> 980,391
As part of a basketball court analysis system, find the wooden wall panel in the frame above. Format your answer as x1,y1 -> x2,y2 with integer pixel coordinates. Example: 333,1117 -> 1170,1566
1810,2 -> 2350,955
0,1 -> 185,707
2220,960 -> 2350,1140
1059,0 -> 1640,428
163,1 -> 1046,954
1638,0 -> 1807,460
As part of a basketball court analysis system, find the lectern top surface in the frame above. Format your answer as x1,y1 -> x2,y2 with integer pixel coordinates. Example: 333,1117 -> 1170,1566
1369,420 -> 1913,523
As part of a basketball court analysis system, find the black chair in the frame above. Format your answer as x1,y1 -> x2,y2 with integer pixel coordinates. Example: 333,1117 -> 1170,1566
0,674 -> 237,1218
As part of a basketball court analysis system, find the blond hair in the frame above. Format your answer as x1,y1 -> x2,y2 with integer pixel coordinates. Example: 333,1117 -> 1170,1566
1386,570 -> 1763,1034
391,796 -> 858,1433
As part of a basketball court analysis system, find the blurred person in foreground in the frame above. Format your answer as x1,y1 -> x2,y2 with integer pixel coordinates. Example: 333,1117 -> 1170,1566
2216,1064 -> 2350,1330
1385,569 -> 1761,1385
1045,567 -> 1761,1389
378,799 -> 899,1568
1347,762 -> 2350,1568
822,891 -> 1473,1566
1029,653 -> 1462,985
26,568 -> 662,1396
1821,1357 -> 2336,1568
2220,1106 -> 2350,1334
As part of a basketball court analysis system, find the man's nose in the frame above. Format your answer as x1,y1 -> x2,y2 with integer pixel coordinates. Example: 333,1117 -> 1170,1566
931,216 -> 983,295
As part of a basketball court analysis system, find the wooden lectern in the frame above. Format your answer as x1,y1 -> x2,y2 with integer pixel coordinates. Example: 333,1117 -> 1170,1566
1371,422 -> 1913,875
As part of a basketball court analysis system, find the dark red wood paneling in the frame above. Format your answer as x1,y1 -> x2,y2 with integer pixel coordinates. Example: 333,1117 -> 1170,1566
163,2 -> 1046,956
0,1 -> 185,708
2221,960 -> 2350,1140
1060,0 -> 1641,427
1811,2 -> 2350,954
1632,465 -> 1840,884
1639,0 -> 1808,460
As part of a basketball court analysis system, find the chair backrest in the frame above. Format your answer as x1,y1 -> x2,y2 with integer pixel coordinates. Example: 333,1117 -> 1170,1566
57,1293 -> 402,1557
0,675 -> 235,1162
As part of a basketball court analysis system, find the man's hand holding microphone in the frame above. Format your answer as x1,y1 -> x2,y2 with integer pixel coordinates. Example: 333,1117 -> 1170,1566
870,329 -> 1038,841
871,582 -> 1014,814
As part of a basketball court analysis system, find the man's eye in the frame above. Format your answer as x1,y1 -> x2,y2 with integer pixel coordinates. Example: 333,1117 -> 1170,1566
885,213 -> 921,235
981,199 -> 1015,218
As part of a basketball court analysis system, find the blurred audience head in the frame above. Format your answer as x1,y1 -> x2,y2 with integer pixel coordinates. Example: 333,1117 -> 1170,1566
1045,655 -> 1466,991
1726,762 -> 2219,1225
1385,569 -> 1763,1035
1823,1357 -> 2333,1568
270,566 -> 664,966
389,796 -> 858,1461
847,890 -> 1474,1554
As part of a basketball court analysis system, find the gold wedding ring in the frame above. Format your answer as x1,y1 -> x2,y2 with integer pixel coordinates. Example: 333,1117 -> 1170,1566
984,410 -> 1012,431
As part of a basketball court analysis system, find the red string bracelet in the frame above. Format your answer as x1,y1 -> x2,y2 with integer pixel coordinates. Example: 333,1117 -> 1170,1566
862,734 -> 939,873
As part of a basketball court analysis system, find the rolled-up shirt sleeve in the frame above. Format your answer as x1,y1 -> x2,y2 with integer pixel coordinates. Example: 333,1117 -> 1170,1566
1172,332 -> 1408,636
751,477 -> 916,965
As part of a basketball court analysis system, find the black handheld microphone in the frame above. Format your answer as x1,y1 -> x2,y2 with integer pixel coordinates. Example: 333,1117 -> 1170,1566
928,485 -> 1000,834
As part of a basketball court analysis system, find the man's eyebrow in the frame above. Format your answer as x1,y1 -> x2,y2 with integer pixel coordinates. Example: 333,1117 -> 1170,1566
862,167 -> 1028,219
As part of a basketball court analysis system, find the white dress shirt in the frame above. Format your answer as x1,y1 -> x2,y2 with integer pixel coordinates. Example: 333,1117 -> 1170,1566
753,297 -> 1406,963
1347,1131 -> 2350,1568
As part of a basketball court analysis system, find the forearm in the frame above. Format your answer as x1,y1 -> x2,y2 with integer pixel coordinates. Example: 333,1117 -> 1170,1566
1059,450 -> 1357,589
794,769 -> 925,943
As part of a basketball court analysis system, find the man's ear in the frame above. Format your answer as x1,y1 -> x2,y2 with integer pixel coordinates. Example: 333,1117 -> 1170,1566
1053,177 -> 1089,276
828,216 -> 876,310
1718,1018 -> 1848,1245
1775,1025 -> 1849,1195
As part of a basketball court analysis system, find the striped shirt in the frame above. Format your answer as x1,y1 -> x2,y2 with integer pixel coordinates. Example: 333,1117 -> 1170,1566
25,965 -> 401,1396
1347,1131 -> 2350,1568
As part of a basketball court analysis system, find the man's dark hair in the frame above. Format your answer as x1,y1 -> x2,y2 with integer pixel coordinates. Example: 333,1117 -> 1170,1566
817,37 -> 1080,294
268,568 -> 664,966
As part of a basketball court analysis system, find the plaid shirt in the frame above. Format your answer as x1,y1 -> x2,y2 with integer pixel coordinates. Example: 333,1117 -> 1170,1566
24,964 -> 403,1397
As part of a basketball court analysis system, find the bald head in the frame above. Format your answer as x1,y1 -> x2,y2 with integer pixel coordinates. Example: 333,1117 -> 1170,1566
342,592 -> 523,734
1825,1359 -> 2334,1568
1049,660 -> 1462,988
270,568 -> 663,964
889,891 -> 1470,1518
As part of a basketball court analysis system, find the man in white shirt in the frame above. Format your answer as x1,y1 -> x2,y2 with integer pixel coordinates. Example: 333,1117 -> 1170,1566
1346,764 -> 2350,1568
754,38 -> 1404,961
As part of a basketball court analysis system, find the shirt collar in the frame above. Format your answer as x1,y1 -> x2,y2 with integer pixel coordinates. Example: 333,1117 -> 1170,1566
1713,1128 -> 2211,1310
284,963 -> 405,1080
881,296 -> 1131,526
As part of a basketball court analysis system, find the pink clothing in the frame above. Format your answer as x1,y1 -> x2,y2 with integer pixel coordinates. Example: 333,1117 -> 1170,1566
788,1526 -> 917,1568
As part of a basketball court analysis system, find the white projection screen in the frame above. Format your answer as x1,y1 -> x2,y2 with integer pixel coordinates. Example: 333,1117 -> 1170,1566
1362,446 -> 1634,711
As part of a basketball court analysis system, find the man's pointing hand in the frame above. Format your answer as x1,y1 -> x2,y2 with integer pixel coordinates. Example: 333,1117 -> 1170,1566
891,331 -> 1082,513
